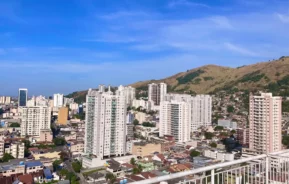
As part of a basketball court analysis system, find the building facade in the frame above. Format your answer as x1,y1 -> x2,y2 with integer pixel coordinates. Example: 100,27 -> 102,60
53,93 -> 64,107
58,107 -> 68,125
84,87 -> 127,159
159,100 -> 191,142
116,85 -> 136,106
20,106 -> 51,137
4,142 -> 25,159
148,83 -> 167,106
0,96 -> 11,104
249,93 -> 282,154
191,95 -> 212,131
162,94 -> 212,133
18,88 -> 28,107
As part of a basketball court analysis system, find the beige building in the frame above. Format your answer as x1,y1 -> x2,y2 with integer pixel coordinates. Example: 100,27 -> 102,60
249,93 -> 282,154
5,142 -> 25,158
68,140 -> 84,153
39,129 -> 53,142
58,107 -> 68,125
132,142 -> 162,157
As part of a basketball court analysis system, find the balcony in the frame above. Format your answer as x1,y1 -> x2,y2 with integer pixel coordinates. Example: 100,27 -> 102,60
130,150 -> 289,184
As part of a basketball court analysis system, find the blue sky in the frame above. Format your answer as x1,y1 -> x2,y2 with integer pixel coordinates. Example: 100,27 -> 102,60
0,0 -> 289,96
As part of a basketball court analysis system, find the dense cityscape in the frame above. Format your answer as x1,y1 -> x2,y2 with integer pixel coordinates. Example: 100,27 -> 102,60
1,0 -> 289,183
0,80 -> 287,183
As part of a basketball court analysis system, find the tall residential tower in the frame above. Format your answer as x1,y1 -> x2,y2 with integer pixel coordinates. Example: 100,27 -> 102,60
249,93 -> 282,154
148,83 -> 167,106
84,86 -> 127,159
18,88 -> 28,107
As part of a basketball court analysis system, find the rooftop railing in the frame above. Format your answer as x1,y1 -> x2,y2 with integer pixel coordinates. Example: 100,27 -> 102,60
130,150 -> 289,184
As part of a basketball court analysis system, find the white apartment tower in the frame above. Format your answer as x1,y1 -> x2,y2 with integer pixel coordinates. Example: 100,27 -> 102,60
148,83 -> 167,106
20,106 -> 51,137
85,86 -> 127,159
0,96 -> 11,104
249,93 -> 282,154
99,85 -> 105,93
116,85 -> 136,106
164,94 -> 212,132
191,95 -> 212,131
53,93 -> 64,107
160,100 -> 191,142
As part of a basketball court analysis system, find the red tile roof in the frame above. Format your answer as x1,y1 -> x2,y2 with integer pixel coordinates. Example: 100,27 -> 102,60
140,172 -> 157,179
18,174 -> 33,184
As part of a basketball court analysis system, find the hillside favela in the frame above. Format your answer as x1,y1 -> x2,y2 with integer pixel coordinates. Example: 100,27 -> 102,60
1,0 -> 289,184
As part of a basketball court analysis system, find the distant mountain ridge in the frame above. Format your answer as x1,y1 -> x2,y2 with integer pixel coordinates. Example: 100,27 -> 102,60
131,56 -> 289,94
66,56 -> 289,103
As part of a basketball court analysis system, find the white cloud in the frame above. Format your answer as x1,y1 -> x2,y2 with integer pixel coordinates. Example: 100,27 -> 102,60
276,13 -> 289,23
224,42 -> 259,57
168,0 -> 210,8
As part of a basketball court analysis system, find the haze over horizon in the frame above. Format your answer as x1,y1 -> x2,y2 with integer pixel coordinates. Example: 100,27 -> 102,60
0,0 -> 289,96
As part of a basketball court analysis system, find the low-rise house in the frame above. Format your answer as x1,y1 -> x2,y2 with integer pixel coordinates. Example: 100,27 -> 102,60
67,140 -> 84,153
39,129 -> 53,142
106,159 -> 123,177
29,147 -> 62,160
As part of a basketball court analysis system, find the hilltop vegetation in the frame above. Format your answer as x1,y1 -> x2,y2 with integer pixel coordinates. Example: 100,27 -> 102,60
66,56 -> 289,103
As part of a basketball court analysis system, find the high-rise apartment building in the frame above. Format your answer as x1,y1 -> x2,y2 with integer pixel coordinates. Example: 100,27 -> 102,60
84,86 -> 127,159
160,100 -> 191,142
99,84 -> 105,93
116,85 -> 136,106
191,95 -> 212,131
27,96 -> 48,107
0,96 -> 11,104
164,94 -> 212,132
58,107 -> 68,125
236,128 -> 249,148
148,83 -> 167,106
53,93 -> 64,107
20,106 -> 51,137
249,93 -> 282,154
18,88 -> 28,107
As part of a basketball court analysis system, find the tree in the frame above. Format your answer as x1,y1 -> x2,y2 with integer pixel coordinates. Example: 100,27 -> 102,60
73,112 -> 85,120
214,126 -> 224,131
1,153 -> 15,162
66,172 -> 79,184
53,137 -> 66,146
231,130 -> 236,134
133,119 -> 139,126
72,161 -> 82,173
22,140 -> 31,148
53,160 -> 62,171
105,173 -> 116,184
227,105 -> 234,113
59,151 -> 69,161
130,158 -> 136,165
132,165 -> 143,174
190,150 -> 200,158
210,142 -> 217,148
282,135 -> 289,147
204,132 -> 214,140
142,122 -> 155,127
9,122 -> 20,127
59,169 -> 69,177
220,132 -> 229,137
